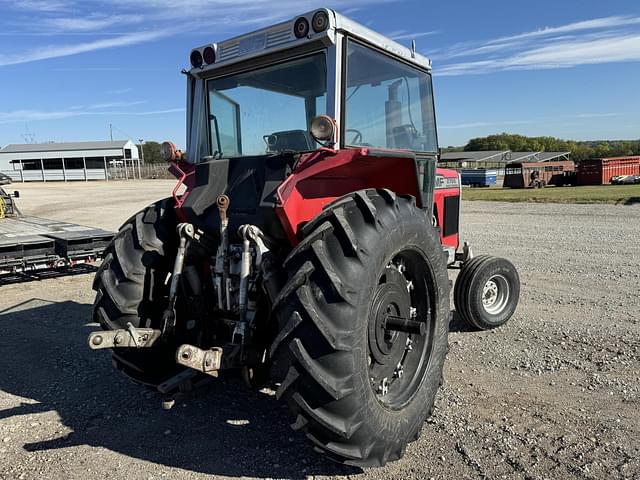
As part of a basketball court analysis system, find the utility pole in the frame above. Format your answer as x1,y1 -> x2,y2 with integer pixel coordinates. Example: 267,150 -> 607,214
138,139 -> 145,180
22,124 -> 36,144
139,139 -> 145,165
109,124 -> 113,141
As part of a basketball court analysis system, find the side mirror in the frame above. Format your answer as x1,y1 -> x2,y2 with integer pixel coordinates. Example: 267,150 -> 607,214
13,191 -> 20,198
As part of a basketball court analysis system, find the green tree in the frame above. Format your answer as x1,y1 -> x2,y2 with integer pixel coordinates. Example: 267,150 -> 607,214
593,142 -> 611,159
137,141 -> 164,163
459,133 -> 640,163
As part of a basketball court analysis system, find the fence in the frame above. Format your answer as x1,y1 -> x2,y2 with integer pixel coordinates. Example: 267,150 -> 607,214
1,163 -> 173,182
108,163 -> 173,180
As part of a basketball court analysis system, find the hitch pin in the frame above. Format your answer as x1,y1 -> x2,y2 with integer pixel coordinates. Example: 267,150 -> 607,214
126,322 -> 140,347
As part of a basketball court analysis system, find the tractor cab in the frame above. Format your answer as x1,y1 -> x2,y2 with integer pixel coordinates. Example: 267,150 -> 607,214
186,9 -> 437,154
180,9 -> 439,221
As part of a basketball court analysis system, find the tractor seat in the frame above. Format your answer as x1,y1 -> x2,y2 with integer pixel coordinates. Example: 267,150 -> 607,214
265,130 -> 316,153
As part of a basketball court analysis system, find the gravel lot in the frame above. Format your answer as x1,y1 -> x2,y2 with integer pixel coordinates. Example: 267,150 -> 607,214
1,181 -> 639,479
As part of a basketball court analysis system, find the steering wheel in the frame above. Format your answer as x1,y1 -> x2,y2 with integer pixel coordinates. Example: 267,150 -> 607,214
346,128 -> 363,145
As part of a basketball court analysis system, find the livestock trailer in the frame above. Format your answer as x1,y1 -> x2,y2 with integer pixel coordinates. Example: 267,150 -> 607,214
503,160 -> 575,188
577,156 -> 640,185
460,168 -> 497,187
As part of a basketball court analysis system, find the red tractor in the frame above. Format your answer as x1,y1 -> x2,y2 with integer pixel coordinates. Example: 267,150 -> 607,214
88,9 -> 519,467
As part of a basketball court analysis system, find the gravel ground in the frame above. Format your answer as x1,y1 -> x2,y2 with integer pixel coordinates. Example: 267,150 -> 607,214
1,182 -> 639,480
9,180 -> 177,231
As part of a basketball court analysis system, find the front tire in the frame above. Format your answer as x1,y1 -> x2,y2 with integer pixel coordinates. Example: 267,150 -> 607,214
271,189 -> 450,467
454,255 -> 520,330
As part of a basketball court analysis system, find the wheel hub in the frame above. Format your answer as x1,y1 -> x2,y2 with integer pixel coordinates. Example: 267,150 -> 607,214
368,267 -> 411,365
367,256 -> 433,410
482,274 -> 510,315
482,280 -> 499,306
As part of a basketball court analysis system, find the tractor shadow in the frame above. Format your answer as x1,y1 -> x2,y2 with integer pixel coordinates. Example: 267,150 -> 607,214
0,300 -> 358,478
448,310 -> 477,333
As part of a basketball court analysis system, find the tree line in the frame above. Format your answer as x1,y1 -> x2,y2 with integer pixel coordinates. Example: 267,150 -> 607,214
138,134 -> 640,164
446,133 -> 640,163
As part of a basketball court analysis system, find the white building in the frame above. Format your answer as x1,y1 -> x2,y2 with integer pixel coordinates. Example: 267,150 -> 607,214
0,140 -> 140,182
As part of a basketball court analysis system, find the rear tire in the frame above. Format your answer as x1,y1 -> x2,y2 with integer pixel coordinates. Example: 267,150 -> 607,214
92,198 -> 180,386
271,189 -> 450,467
454,255 -> 520,330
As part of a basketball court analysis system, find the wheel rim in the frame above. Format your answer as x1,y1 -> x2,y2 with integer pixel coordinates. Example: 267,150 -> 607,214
367,250 -> 435,410
482,274 -> 510,315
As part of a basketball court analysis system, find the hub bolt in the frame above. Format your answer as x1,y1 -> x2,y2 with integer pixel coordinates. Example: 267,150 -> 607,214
377,377 -> 389,396
406,338 -> 413,351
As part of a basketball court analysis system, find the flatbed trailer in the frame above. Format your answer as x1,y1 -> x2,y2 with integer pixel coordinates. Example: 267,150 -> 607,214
0,186 -> 113,279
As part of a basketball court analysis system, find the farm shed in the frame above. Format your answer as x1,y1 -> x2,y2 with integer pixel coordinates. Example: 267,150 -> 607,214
439,151 -> 510,169
577,156 -> 640,185
0,140 -> 140,182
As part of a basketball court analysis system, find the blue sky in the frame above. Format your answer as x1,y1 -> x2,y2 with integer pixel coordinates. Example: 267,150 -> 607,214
0,0 -> 638,148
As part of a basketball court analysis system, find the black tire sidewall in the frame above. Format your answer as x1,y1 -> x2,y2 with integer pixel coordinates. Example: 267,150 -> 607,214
93,198 -> 180,385
466,257 -> 519,328
351,215 -> 449,447
274,190 -> 451,465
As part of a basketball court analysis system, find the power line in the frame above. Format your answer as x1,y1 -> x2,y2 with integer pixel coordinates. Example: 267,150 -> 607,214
110,124 -> 136,141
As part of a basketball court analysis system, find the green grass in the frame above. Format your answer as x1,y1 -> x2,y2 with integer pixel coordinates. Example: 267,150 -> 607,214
461,184 -> 640,204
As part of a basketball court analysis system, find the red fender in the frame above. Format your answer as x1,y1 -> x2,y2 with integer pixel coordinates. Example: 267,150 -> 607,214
275,148 -> 422,244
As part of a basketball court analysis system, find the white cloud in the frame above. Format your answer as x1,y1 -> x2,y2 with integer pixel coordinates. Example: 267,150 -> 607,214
0,29 -> 175,66
438,33 -> 640,76
435,15 -> 640,60
0,0 -> 394,66
434,15 -> 640,76
8,0 -> 70,12
133,108 -> 185,116
568,112 -> 620,119
485,15 -> 640,45
386,30 -> 439,41
506,34 -> 640,67
439,120 -> 532,129
0,107 -> 184,124
85,101 -> 146,110
43,15 -> 144,32
69,101 -> 146,110
105,88 -> 133,95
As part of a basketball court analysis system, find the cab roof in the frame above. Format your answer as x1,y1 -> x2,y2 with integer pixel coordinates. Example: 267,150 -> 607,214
189,8 -> 432,76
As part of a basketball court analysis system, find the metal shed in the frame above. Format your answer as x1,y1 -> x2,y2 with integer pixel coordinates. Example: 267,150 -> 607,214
0,140 -> 141,182
439,151 -> 510,170
508,151 -> 571,163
